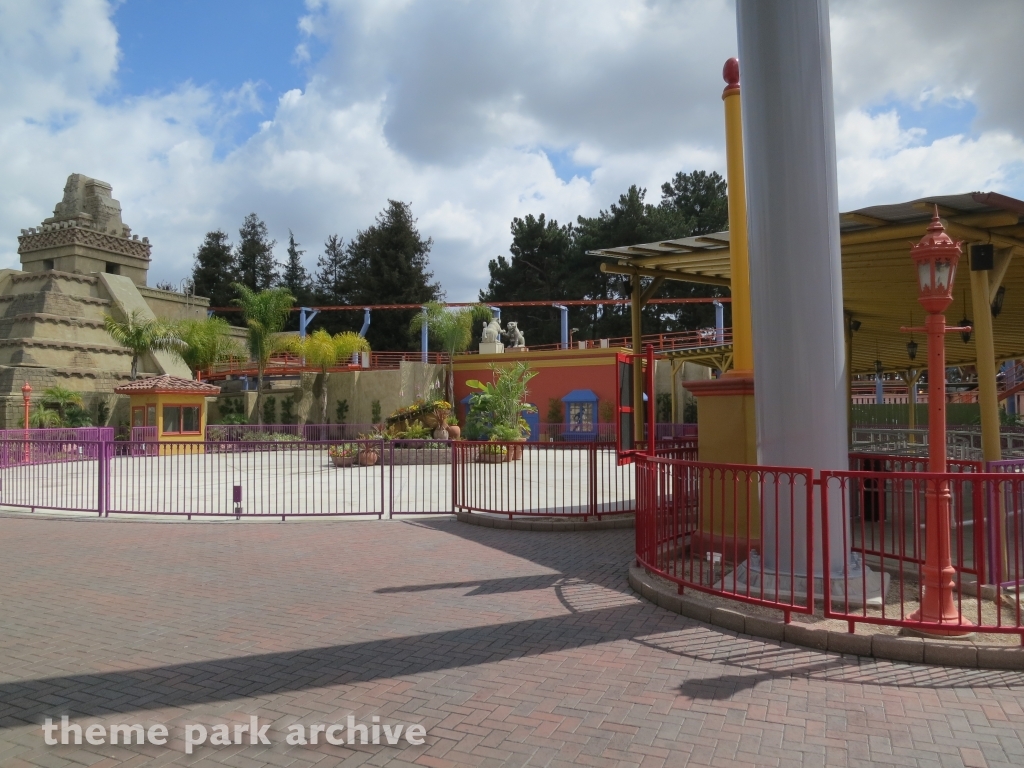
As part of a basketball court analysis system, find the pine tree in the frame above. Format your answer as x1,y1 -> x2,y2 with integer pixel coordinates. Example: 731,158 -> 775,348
191,230 -> 236,309
312,235 -> 355,334
235,213 -> 278,292
344,200 -> 441,351
280,230 -> 312,330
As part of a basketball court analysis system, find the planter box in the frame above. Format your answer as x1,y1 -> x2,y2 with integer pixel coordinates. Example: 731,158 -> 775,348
331,455 -> 356,468
477,451 -> 508,463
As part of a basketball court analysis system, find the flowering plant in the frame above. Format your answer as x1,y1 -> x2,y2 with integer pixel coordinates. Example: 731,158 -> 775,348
328,443 -> 359,458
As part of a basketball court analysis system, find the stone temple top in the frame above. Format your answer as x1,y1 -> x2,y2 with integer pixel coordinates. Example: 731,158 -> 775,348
44,173 -> 130,237
17,174 -> 151,285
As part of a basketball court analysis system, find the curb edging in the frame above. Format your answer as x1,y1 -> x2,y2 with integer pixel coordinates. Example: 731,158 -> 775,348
456,510 -> 634,532
628,566 -> 1024,670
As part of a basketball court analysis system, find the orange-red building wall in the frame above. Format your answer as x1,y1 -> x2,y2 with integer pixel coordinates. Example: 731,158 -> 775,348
451,347 -> 625,425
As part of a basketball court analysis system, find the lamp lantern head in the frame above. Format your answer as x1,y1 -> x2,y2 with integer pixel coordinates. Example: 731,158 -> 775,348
21,382 -> 31,402
875,359 -> 884,376
992,285 -> 1006,317
906,339 -> 918,361
910,206 -> 962,314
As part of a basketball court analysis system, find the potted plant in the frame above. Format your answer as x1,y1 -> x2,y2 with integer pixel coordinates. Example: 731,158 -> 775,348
477,443 -> 508,463
432,400 -> 452,439
466,361 -> 537,452
446,414 -> 461,440
328,443 -> 359,468
357,425 -> 390,466
489,423 -> 523,460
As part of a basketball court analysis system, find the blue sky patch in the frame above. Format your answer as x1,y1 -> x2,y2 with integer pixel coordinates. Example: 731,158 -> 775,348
870,98 -> 977,143
110,0 -> 320,149
543,146 -> 596,183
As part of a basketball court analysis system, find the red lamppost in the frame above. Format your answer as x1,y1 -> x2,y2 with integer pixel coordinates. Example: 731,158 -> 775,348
21,382 -> 31,462
902,207 -> 972,633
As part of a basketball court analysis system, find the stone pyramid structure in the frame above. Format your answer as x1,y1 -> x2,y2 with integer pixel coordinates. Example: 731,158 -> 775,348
0,174 -> 209,428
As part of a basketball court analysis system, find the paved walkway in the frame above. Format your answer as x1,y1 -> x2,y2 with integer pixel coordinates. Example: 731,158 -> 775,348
0,514 -> 1022,767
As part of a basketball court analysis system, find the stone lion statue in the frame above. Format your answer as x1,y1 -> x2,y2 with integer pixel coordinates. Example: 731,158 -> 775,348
481,318 -> 503,344
504,321 -> 526,348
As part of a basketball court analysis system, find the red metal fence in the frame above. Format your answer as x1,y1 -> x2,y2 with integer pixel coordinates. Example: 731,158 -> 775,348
451,441 -> 635,519
636,458 -> 815,619
635,455 -> 1024,638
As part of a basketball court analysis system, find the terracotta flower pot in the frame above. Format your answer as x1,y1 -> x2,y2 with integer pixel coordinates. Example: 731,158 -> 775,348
358,449 -> 379,466
446,424 -> 461,440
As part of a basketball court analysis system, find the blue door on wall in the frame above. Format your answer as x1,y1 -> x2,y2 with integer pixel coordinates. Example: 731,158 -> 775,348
523,405 -> 540,442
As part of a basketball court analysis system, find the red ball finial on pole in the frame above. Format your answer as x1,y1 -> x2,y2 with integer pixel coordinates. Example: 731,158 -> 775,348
723,58 -> 740,94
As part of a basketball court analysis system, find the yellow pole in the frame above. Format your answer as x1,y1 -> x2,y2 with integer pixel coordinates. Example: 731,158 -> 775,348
632,275 -> 644,442
722,58 -> 754,374
845,316 -> 853,443
968,259 -> 1001,462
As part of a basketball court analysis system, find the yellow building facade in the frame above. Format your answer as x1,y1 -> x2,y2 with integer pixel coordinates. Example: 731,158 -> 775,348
114,375 -> 220,449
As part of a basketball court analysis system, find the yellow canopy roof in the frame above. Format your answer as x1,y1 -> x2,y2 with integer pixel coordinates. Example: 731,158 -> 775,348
590,192 -> 1024,375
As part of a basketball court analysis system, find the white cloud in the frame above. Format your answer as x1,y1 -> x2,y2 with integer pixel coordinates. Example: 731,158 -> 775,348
1,0 -> 1023,303
836,109 -> 1024,206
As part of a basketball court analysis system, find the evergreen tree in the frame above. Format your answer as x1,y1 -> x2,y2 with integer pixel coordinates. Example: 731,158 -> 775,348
660,170 -> 729,235
312,235 -> 355,334
282,231 -> 311,300
480,214 -> 574,345
190,230 -> 236,309
344,200 -> 441,351
235,213 -> 278,292
481,172 -> 730,345
281,230 -> 312,330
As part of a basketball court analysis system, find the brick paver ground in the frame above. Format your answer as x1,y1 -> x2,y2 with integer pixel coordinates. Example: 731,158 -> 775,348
0,513 -> 1022,767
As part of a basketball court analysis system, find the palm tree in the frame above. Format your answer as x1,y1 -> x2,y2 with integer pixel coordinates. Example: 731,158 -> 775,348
41,386 -> 85,425
410,302 -> 493,405
232,284 -> 295,425
29,402 -> 62,428
103,310 -> 187,380
293,329 -> 370,423
174,316 -> 241,379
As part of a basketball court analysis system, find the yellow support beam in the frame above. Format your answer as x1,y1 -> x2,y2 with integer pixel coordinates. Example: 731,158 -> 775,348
600,262 -> 730,287
722,65 -> 754,373
968,252 -> 1002,462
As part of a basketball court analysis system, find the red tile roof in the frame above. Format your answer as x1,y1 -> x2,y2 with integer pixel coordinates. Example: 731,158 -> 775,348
114,375 -> 221,395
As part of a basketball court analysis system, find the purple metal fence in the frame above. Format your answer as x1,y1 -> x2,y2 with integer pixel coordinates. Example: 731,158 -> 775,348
0,438 -> 105,512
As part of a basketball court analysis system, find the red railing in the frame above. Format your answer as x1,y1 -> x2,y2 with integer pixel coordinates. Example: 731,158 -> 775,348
466,328 -> 733,354
452,441 -> 635,519
199,351 -> 449,380
822,470 -> 1023,636
636,458 -> 815,619
635,455 -> 1024,637
198,328 -> 732,380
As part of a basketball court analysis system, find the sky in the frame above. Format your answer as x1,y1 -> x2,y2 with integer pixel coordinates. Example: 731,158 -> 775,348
2,0 -> 1023,301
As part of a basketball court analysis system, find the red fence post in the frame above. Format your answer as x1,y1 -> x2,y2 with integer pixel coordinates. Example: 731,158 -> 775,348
588,442 -> 598,519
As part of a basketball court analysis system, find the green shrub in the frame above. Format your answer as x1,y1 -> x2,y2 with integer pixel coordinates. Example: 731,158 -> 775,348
281,395 -> 296,424
400,421 -> 432,440
263,396 -> 277,425
546,398 -> 563,423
